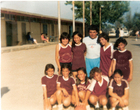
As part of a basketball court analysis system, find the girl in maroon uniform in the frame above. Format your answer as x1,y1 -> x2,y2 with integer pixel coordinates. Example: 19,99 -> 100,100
112,38 -> 133,82
55,32 -> 72,75
71,31 -> 86,79
83,67 -> 109,110
72,67 -> 91,110
98,32 -> 114,77
41,64 -> 58,110
109,69 -> 129,110
57,64 -> 79,110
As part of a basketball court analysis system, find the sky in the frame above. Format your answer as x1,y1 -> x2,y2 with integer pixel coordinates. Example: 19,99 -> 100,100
0,1 -> 140,21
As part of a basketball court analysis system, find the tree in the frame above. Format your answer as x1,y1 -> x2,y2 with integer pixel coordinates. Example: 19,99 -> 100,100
65,1 -> 129,26
123,12 -> 140,35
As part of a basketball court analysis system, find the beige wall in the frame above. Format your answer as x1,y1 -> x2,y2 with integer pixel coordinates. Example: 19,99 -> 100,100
30,22 -> 41,42
1,19 -> 6,47
17,22 -> 22,42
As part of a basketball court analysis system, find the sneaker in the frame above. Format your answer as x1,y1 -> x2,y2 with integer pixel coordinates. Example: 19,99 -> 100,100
58,104 -> 63,110
86,105 -> 91,110
52,104 -> 57,108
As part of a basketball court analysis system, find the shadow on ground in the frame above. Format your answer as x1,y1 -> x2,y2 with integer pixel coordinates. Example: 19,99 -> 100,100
1,87 -> 10,97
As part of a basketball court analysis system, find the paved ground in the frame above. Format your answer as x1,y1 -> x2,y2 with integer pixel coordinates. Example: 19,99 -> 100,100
1,37 -> 140,110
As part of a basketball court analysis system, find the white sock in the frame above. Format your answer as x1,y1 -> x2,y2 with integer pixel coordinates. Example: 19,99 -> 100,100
58,104 -> 63,108
86,105 -> 91,110
123,106 -> 129,110
111,107 -> 115,110
103,105 -> 107,109
95,101 -> 99,108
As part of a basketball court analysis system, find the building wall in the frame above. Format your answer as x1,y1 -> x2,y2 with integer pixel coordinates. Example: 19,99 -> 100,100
1,19 -> 6,47
31,22 -> 41,42
1,9 -> 83,47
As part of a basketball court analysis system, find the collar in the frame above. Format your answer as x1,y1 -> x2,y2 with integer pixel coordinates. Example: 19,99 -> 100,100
75,43 -> 82,46
98,76 -> 103,86
81,81 -> 85,84
62,76 -> 69,81
118,49 -> 127,53
103,43 -> 112,51
46,75 -> 54,79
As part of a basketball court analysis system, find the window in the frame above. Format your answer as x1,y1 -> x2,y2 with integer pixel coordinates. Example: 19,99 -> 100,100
21,16 -> 25,21
5,14 -> 10,20
17,16 -> 20,21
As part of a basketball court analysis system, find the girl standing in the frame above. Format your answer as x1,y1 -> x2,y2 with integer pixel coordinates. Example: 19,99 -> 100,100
98,32 -> 114,77
71,31 -> 86,79
112,37 -> 133,82
41,64 -> 58,110
109,69 -> 129,110
55,32 -> 72,74
56,64 -> 79,110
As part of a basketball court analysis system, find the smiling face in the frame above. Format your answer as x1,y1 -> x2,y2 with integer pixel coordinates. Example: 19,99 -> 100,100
62,68 -> 70,78
99,37 -> 107,46
61,38 -> 69,46
118,42 -> 126,51
77,70 -> 86,82
114,73 -> 123,84
89,30 -> 98,39
94,72 -> 102,82
46,68 -> 54,77
74,34 -> 81,44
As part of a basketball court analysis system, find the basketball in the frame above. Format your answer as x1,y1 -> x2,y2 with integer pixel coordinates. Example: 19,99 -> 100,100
74,105 -> 86,110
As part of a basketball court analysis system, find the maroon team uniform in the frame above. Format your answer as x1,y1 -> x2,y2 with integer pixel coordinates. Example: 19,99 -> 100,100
71,43 -> 86,70
77,80 -> 90,92
57,76 -> 75,95
100,44 -> 113,76
41,74 -> 58,98
113,49 -> 132,80
87,76 -> 109,97
109,79 -> 129,97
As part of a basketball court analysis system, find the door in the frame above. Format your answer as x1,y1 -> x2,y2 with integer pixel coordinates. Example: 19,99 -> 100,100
6,21 -> 12,46
22,23 -> 26,44
6,21 -> 18,46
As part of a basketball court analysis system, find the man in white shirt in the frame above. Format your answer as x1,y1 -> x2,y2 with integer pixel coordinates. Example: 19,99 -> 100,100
119,28 -> 124,38
83,25 -> 101,77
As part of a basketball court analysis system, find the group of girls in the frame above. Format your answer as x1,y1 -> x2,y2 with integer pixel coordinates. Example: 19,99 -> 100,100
41,31 -> 133,110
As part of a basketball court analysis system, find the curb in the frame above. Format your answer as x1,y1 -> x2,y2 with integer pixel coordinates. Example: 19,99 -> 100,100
1,42 -> 58,54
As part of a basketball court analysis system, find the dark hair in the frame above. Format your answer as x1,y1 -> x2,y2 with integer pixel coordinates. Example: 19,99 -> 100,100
113,69 -> 123,77
46,33 -> 47,36
72,31 -> 83,48
90,67 -> 102,79
114,37 -> 127,50
61,63 -> 71,75
60,32 -> 70,43
88,24 -> 99,33
44,64 -> 55,75
41,33 -> 44,35
76,67 -> 88,85
27,32 -> 31,35
97,32 -> 109,44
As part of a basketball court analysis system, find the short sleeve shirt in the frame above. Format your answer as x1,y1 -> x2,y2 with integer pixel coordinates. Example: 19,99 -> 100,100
57,76 -> 75,95
113,49 -> 132,80
72,43 -> 86,70
100,43 -> 114,76
87,75 -> 109,97
77,80 -> 90,92
109,79 -> 129,97
83,36 -> 100,59
41,74 -> 58,97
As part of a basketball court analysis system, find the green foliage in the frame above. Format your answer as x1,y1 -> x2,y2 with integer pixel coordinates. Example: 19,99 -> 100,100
65,1 -> 129,26
123,12 -> 140,35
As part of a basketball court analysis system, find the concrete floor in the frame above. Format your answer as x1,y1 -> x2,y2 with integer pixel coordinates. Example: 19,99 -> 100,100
1,37 -> 140,110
